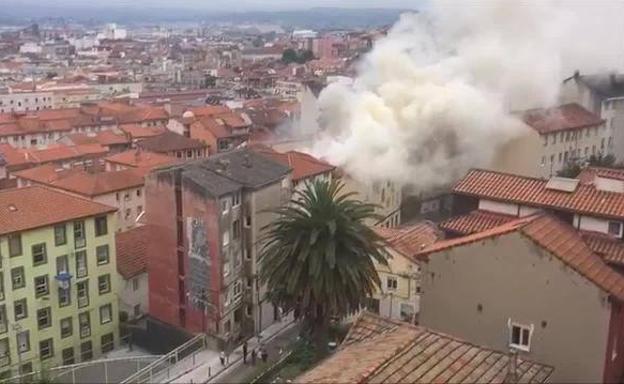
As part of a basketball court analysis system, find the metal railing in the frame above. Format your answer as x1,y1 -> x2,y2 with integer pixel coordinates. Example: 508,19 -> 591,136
1,355 -> 161,384
121,334 -> 207,384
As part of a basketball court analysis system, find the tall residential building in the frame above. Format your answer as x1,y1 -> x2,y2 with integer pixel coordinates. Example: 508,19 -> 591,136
0,187 -> 119,377
146,149 -> 291,345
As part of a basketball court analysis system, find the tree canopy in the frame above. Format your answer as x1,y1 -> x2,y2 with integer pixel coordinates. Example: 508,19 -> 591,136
260,179 -> 388,352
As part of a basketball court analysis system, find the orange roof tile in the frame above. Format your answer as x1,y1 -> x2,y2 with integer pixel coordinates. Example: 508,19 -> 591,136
420,214 -> 624,302
375,221 -> 441,257
116,225 -> 150,279
454,169 -> 624,220
105,149 -> 179,169
47,169 -> 144,197
296,312 -> 553,384
581,231 -> 624,268
523,103 -> 604,134
119,123 -> 166,139
440,210 -> 517,236
578,166 -> 624,183
252,147 -> 335,181
0,186 -> 115,235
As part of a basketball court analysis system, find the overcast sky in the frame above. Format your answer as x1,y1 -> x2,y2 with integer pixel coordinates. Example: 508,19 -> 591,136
9,0 -> 420,11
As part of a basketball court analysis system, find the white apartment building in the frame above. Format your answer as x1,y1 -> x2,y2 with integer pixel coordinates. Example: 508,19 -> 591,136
0,92 -> 55,113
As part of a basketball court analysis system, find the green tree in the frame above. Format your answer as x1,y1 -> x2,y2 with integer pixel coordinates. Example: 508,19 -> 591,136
282,48 -> 298,64
260,180 -> 388,355
297,50 -> 314,64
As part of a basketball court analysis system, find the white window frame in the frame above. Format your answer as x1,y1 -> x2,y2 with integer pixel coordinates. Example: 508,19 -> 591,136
386,276 -> 398,291
221,199 -> 230,215
508,319 -> 533,352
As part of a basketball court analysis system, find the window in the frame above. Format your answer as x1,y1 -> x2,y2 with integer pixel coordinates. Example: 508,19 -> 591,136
233,281 -> 242,298
244,215 -> 251,228
136,189 -> 142,197
74,221 -> 86,248
34,275 -> 49,298
60,317 -> 72,338
0,338 -> 9,367
8,234 -> 22,257
100,304 -> 112,324
59,286 -> 71,307
95,216 -> 108,236
542,136 -> 547,146
14,299 -> 27,321
125,209 -> 131,220
37,307 -> 51,330
19,362 -> 31,375
400,303 -> 415,322
233,193 -> 240,207
221,199 -> 229,215
76,251 -> 88,278
0,306 -> 6,334
366,298 -> 380,314
232,220 -> 240,239
124,192 -> 130,201
39,339 -> 53,360
132,278 -> 139,291
96,245 -> 110,265
0,273 -> 4,301
609,221 -> 623,237
101,333 -> 114,353
54,224 -> 67,246
11,267 -> 24,290
98,275 -> 111,295
186,150 -> 193,158
62,347 -> 74,365
137,206 -> 143,215
386,276 -> 398,291
134,304 -> 141,317
56,255 -> 68,275
32,243 -> 47,266
509,322 -> 532,351
80,341 -> 92,361
16,331 -> 29,353
77,281 -> 89,308
79,313 -> 91,338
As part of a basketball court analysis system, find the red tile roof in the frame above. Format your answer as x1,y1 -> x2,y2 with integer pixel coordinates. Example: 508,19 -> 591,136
137,131 -> 206,153
65,130 -> 130,147
22,144 -> 108,164
375,221 -> 441,257
116,225 -> 150,279
119,124 -> 166,139
296,312 -> 553,384
0,186 -> 116,235
454,169 -> 624,220
578,166 -> 624,183
523,103 -> 604,134
252,147 -> 335,182
440,210 -> 517,235
581,231 -> 624,267
105,150 -> 179,169
419,214 -> 624,301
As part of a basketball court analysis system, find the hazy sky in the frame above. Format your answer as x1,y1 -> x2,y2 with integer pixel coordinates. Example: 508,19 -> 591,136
10,0 -> 420,11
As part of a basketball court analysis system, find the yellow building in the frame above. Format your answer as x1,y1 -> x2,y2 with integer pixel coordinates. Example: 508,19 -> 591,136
0,186 -> 119,378
372,222 -> 440,323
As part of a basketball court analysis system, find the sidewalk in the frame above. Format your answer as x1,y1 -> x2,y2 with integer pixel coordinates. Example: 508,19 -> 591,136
169,313 -> 296,384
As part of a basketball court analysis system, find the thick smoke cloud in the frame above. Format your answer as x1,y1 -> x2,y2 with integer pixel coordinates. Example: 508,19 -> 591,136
312,1 -> 624,190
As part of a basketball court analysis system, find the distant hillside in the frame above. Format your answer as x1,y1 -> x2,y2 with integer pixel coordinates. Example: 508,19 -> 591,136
0,6 -> 415,29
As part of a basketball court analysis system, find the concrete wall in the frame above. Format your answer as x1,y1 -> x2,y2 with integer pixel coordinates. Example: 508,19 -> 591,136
419,232 -> 611,383
118,272 -> 149,320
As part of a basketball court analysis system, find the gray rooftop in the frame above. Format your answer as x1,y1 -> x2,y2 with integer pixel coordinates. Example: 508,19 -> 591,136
159,148 -> 291,198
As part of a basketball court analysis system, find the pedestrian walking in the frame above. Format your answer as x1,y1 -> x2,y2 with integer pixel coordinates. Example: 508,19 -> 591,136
243,341 -> 248,364
251,348 -> 257,365
261,347 -> 268,363
219,351 -> 225,366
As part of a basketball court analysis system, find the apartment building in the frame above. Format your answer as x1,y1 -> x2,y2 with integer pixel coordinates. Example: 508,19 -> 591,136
561,72 -> 624,163
104,149 -> 178,172
372,222 -> 440,323
0,187 -> 118,377
136,131 -> 208,161
146,149 -> 291,344
13,165 -> 146,231
418,214 -> 624,383
115,226 -> 149,321
0,92 -> 55,114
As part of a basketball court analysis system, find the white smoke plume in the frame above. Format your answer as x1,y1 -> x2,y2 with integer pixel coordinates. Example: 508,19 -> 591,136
312,1 -> 624,190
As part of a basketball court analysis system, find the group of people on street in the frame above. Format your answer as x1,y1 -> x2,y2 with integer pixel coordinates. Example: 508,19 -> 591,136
220,340 -> 269,367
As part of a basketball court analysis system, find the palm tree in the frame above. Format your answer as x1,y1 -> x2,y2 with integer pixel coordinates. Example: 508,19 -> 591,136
260,179 -> 388,353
